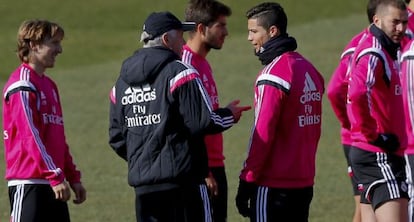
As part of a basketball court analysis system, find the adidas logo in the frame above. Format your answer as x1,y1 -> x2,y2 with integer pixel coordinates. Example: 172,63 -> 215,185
300,72 -> 321,104
121,84 -> 156,105
303,72 -> 317,92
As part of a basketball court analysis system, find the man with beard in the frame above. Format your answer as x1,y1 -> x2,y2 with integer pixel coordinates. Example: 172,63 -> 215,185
346,0 -> 409,221
182,1 -> 251,221
326,1 -> 380,221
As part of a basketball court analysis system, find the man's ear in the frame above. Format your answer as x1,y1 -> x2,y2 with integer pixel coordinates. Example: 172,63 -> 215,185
29,41 -> 38,52
161,32 -> 169,47
197,23 -> 205,34
269,25 -> 279,38
373,14 -> 381,26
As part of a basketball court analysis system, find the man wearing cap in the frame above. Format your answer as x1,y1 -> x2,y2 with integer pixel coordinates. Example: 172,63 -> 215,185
108,11 -> 250,222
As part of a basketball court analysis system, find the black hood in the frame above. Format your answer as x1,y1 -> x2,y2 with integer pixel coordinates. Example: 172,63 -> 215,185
120,46 -> 179,85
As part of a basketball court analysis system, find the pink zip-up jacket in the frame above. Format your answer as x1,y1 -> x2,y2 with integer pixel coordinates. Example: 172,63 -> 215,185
240,51 -> 324,188
400,40 -> 414,155
327,30 -> 367,146
182,45 -> 225,167
347,31 -> 407,156
3,64 -> 81,186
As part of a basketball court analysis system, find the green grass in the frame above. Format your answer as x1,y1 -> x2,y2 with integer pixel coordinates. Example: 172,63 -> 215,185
0,0 -> 368,221
0,0 -> 365,79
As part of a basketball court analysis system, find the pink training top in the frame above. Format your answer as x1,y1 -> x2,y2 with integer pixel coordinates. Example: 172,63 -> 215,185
240,51 -> 324,188
327,30 -> 367,146
347,31 -> 407,156
400,40 -> 414,155
182,45 -> 225,167
3,64 -> 81,186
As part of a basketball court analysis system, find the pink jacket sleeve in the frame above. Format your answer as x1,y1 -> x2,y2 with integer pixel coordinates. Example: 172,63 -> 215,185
347,54 -> 381,142
327,54 -> 351,130
240,84 -> 285,182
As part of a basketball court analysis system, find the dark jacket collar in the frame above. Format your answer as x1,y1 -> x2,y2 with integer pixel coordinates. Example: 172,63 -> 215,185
369,24 -> 400,60
255,34 -> 297,65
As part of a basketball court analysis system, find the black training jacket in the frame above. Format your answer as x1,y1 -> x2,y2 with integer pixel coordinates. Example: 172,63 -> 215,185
108,46 -> 234,194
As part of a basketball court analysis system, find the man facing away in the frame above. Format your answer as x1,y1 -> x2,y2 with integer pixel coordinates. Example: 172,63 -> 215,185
109,11 -> 250,222
399,20 -> 414,222
401,0 -> 414,46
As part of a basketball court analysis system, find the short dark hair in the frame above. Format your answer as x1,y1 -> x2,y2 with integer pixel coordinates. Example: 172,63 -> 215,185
376,0 -> 407,15
246,2 -> 287,35
185,0 -> 231,26
367,0 -> 381,23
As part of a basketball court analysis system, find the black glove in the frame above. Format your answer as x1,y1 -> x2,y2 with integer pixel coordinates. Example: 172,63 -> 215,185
371,133 -> 400,152
235,179 -> 256,218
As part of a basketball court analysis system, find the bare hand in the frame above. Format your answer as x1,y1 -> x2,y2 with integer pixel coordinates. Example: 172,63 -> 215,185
226,100 -> 252,123
52,181 -> 71,202
70,182 -> 87,204
205,175 -> 218,196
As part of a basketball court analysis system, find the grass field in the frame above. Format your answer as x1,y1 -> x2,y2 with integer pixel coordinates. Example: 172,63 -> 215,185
0,0 -> 367,221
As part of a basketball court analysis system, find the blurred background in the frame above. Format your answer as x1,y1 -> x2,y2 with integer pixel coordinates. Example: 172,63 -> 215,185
0,0 -> 367,221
